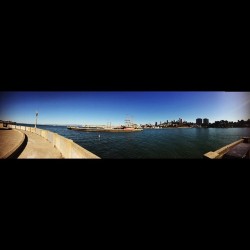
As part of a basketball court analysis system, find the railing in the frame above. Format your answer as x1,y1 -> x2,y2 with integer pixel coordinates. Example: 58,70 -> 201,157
8,124 -> 100,159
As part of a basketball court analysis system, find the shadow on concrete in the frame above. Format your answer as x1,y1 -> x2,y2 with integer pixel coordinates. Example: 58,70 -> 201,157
10,134 -> 28,159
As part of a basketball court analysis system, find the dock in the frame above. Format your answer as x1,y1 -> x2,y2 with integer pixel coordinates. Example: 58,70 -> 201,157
18,130 -> 62,158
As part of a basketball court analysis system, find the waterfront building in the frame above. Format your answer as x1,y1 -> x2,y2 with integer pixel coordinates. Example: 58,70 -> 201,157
203,118 -> 209,125
196,118 -> 202,125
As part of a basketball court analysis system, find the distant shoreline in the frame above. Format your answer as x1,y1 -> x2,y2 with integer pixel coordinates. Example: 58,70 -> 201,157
145,127 -> 192,129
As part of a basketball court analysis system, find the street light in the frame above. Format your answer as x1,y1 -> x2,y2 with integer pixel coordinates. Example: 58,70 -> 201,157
35,111 -> 38,129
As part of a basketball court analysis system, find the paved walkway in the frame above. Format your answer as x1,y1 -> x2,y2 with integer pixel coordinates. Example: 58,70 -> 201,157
0,129 -> 24,158
18,130 -> 62,159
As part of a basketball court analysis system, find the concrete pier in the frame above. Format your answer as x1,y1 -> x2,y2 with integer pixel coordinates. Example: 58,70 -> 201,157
1,124 -> 100,159
204,137 -> 250,159
0,129 -> 25,158
18,130 -> 62,158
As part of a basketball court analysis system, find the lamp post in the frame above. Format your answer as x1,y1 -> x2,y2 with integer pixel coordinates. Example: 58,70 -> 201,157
35,111 -> 38,130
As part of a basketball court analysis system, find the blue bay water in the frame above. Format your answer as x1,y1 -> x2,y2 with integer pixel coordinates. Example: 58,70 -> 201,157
19,124 -> 250,158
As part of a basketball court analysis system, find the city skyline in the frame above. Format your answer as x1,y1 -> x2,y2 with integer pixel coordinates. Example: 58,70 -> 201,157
0,91 -> 249,125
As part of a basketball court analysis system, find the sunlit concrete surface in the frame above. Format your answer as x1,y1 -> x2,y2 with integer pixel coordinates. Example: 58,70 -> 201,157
0,129 -> 24,158
18,130 -> 62,159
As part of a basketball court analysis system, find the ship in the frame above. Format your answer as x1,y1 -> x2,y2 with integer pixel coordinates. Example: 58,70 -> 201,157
67,119 -> 143,132
67,125 -> 107,132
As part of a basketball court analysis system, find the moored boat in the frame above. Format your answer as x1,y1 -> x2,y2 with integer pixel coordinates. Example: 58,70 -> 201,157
108,126 -> 143,132
67,126 -> 143,132
67,119 -> 143,132
67,125 -> 107,132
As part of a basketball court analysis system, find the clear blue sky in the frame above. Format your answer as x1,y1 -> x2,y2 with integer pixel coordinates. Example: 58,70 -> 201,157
0,92 -> 249,125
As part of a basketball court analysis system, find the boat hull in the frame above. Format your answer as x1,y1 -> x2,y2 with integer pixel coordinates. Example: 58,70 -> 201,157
67,126 -> 143,132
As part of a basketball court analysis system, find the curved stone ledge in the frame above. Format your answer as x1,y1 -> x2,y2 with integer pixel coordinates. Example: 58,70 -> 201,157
8,125 -> 100,159
1,129 -> 26,159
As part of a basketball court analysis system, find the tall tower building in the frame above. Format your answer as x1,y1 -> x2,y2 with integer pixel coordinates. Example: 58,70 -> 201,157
203,118 -> 209,125
196,118 -> 202,125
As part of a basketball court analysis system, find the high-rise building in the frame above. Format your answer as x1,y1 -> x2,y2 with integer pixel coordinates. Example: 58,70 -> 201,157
203,118 -> 209,125
179,118 -> 182,124
196,118 -> 202,125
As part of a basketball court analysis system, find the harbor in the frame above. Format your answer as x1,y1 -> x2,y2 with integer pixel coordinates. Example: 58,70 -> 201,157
5,124 -> 249,159
1,120 -> 250,159
1,91 -> 249,159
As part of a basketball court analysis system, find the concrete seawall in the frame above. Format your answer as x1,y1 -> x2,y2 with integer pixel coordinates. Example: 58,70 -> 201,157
8,124 -> 100,159
203,139 -> 244,159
